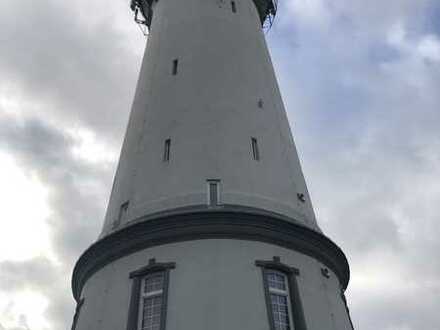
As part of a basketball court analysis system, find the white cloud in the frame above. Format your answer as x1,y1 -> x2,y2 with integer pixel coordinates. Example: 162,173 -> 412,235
285,0 -> 331,28
0,291 -> 50,330
418,34 -> 440,62
0,153 -> 52,262
69,127 -> 118,165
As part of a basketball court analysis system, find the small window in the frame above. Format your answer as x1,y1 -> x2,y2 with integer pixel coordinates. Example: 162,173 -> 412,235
163,139 -> 171,162
251,137 -> 260,161
258,99 -> 264,109
266,270 -> 294,330
207,180 -> 220,206
113,201 -> 129,229
138,272 -> 165,330
172,59 -> 178,75
231,1 -> 237,13
119,201 -> 129,220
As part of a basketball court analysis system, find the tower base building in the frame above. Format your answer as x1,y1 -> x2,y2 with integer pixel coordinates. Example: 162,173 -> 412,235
71,0 -> 355,329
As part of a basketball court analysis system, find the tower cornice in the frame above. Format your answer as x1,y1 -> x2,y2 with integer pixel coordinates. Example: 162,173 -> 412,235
72,205 -> 349,302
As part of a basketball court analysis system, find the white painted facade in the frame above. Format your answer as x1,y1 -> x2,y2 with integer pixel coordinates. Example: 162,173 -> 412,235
100,0 -> 318,237
71,0 -> 354,328
76,240 -> 352,330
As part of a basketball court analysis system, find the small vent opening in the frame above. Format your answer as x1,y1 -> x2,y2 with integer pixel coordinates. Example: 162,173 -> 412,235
251,137 -> 260,161
172,59 -> 178,75
231,1 -> 237,13
163,139 -> 171,161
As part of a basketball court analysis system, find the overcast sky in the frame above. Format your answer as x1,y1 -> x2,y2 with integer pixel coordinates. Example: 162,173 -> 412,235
0,0 -> 439,329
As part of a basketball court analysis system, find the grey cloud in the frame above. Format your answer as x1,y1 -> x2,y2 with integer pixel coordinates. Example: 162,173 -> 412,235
0,113 -> 113,328
0,0 -> 139,144
1,0 -> 440,330
0,258 -> 57,293
0,256 -> 74,330
352,288 -> 440,330
267,2 -> 440,330
0,114 -> 112,264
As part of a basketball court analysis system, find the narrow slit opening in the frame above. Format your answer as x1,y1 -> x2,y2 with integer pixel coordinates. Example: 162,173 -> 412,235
251,137 -> 260,161
231,1 -> 236,13
163,139 -> 171,161
172,59 -> 178,75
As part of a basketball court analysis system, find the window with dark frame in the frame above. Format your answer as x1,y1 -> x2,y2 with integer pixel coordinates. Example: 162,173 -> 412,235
267,270 -> 294,330
256,257 -> 308,330
163,139 -> 171,162
138,272 -> 165,330
251,137 -> 260,161
126,259 -> 175,330
231,1 -> 237,13
172,59 -> 178,75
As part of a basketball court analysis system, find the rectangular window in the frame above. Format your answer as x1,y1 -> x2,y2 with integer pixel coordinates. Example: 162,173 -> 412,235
163,139 -> 171,162
251,137 -> 260,161
266,270 -> 294,330
113,201 -> 129,229
172,59 -> 178,75
207,180 -> 220,206
231,1 -> 237,13
119,201 -> 129,221
256,258 -> 307,330
138,272 -> 165,330
127,261 -> 175,330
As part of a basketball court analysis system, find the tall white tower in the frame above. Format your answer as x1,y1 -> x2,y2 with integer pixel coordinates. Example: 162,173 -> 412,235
71,0 -> 354,329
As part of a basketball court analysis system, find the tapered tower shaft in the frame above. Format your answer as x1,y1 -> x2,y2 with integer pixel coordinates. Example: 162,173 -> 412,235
71,0 -> 354,329
102,0 -> 317,237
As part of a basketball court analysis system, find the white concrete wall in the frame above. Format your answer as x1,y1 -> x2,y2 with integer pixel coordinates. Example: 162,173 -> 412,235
100,0 -> 318,236
75,239 -> 352,330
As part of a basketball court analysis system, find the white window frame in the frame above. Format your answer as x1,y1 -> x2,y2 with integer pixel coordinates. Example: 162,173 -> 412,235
137,272 -> 165,330
267,270 -> 295,330
206,179 -> 221,206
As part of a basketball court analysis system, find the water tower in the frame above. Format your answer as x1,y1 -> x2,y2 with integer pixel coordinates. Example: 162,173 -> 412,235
71,0 -> 355,329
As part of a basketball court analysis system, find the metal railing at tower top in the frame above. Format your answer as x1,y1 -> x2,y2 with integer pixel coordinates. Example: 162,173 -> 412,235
129,0 -> 278,35
130,0 -> 153,35
253,0 -> 278,30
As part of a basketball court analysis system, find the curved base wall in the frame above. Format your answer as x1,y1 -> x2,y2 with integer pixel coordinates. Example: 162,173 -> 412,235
74,239 -> 352,330
72,209 -> 353,330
